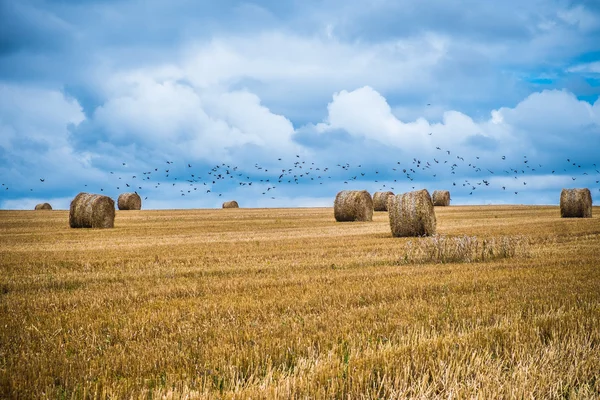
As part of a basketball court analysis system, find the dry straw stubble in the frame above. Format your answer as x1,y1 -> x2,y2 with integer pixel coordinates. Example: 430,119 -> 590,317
388,189 -> 436,237
222,201 -> 240,209
560,188 -> 592,218
432,190 -> 451,206
118,192 -> 142,210
69,192 -> 115,228
334,190 -> 373,222
34,203 -> 52,210
373,191 -> 394,211
401,234 -> 530,264
2,206 -> 600,398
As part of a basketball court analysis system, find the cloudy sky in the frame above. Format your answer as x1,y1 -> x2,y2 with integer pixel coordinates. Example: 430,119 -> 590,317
1,0 -> 599,210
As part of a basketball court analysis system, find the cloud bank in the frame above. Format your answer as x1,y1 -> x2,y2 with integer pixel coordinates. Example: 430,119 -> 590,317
1,0 -> 599,209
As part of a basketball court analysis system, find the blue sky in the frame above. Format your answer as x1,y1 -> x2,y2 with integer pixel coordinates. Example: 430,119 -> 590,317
1,0 -> 599,209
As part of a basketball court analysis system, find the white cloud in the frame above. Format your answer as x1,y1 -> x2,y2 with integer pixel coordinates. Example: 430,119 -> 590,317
494,89 -> 599,145
315,86 -> 599,156
0,84 -> 120,204
205,90 -> 296,150
314,86 -> 493,153
0,84 -> 84,149
181,32 -> 449,95
557,5 -> 600,32
315,86 -> 433,151
80,74 -> 301,163
0,84 -> 91,186
567,61 -> 600,74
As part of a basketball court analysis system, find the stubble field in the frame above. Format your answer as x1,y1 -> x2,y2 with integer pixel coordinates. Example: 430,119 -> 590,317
1,206 -> 599,398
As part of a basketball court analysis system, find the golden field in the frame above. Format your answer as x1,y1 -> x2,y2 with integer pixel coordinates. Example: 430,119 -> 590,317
1,206 -> 599,399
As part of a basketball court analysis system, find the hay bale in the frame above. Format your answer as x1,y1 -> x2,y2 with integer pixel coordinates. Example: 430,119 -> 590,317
34,203 -> 52,210
373,191 -> 394,211
560,188 -> 592,218
432,190 -> 451,206
118,192 -> 142,210
388,189 -> 436,237
69,192 -> 115,228
222,200 -> 239,209
334,190 -> 373,222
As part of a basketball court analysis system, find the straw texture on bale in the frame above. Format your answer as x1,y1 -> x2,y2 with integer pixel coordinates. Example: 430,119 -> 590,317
222,200 -> 239,209
388,189 -> 436,237
69,192 -> 115,229
373,191 -> 394,211
117,192 -> 142,210
34,203 -> 52,210
560,188 -> 592,218
432,190 -> 451,206
334,190 -> 373,222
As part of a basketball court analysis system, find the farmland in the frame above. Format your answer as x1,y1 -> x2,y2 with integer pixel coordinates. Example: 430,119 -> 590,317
1,206 -> 599,398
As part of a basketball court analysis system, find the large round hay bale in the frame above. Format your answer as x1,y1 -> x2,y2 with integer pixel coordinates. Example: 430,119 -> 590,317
560,188 -> 592,218
34,203 -> 52,210
222,200 -> 239,209
388,189 -> 436,237
373,191 -> 394,211
118,192 -> 142,210
334,190 -> 373,222
432,190 -> 451,206
69,192 -> 115,228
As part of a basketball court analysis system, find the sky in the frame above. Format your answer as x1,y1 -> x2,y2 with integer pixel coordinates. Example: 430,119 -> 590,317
1,0 -> 600,210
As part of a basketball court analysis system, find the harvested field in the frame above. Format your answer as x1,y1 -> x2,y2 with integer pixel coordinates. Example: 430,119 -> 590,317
1,206 -> 599,398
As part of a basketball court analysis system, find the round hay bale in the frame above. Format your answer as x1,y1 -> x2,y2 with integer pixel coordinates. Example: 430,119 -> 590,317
373,191 -> 394,211
432,190 -> 451,206
118,192 -> 142,210
34,203 -> 52,210
560,188 -> 592,218
334,190 -> 373,222
69,192 -> 115,228
388,189 -> 436,237
222,200 -> 239,209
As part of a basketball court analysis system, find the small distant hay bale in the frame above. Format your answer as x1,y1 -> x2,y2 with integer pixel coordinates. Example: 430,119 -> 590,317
34,203 -> 52,210
560,188 -> 592,218
373,191 -> 394,211
222,200 -> 239,209
334,190 -> 373,222
388,189 -> 436,237
432,190 -> 451,206
118,192 -> 142,210
69,192 -> 115,228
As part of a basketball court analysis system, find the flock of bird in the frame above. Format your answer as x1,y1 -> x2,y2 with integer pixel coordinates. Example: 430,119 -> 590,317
2,139 -> 599,205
